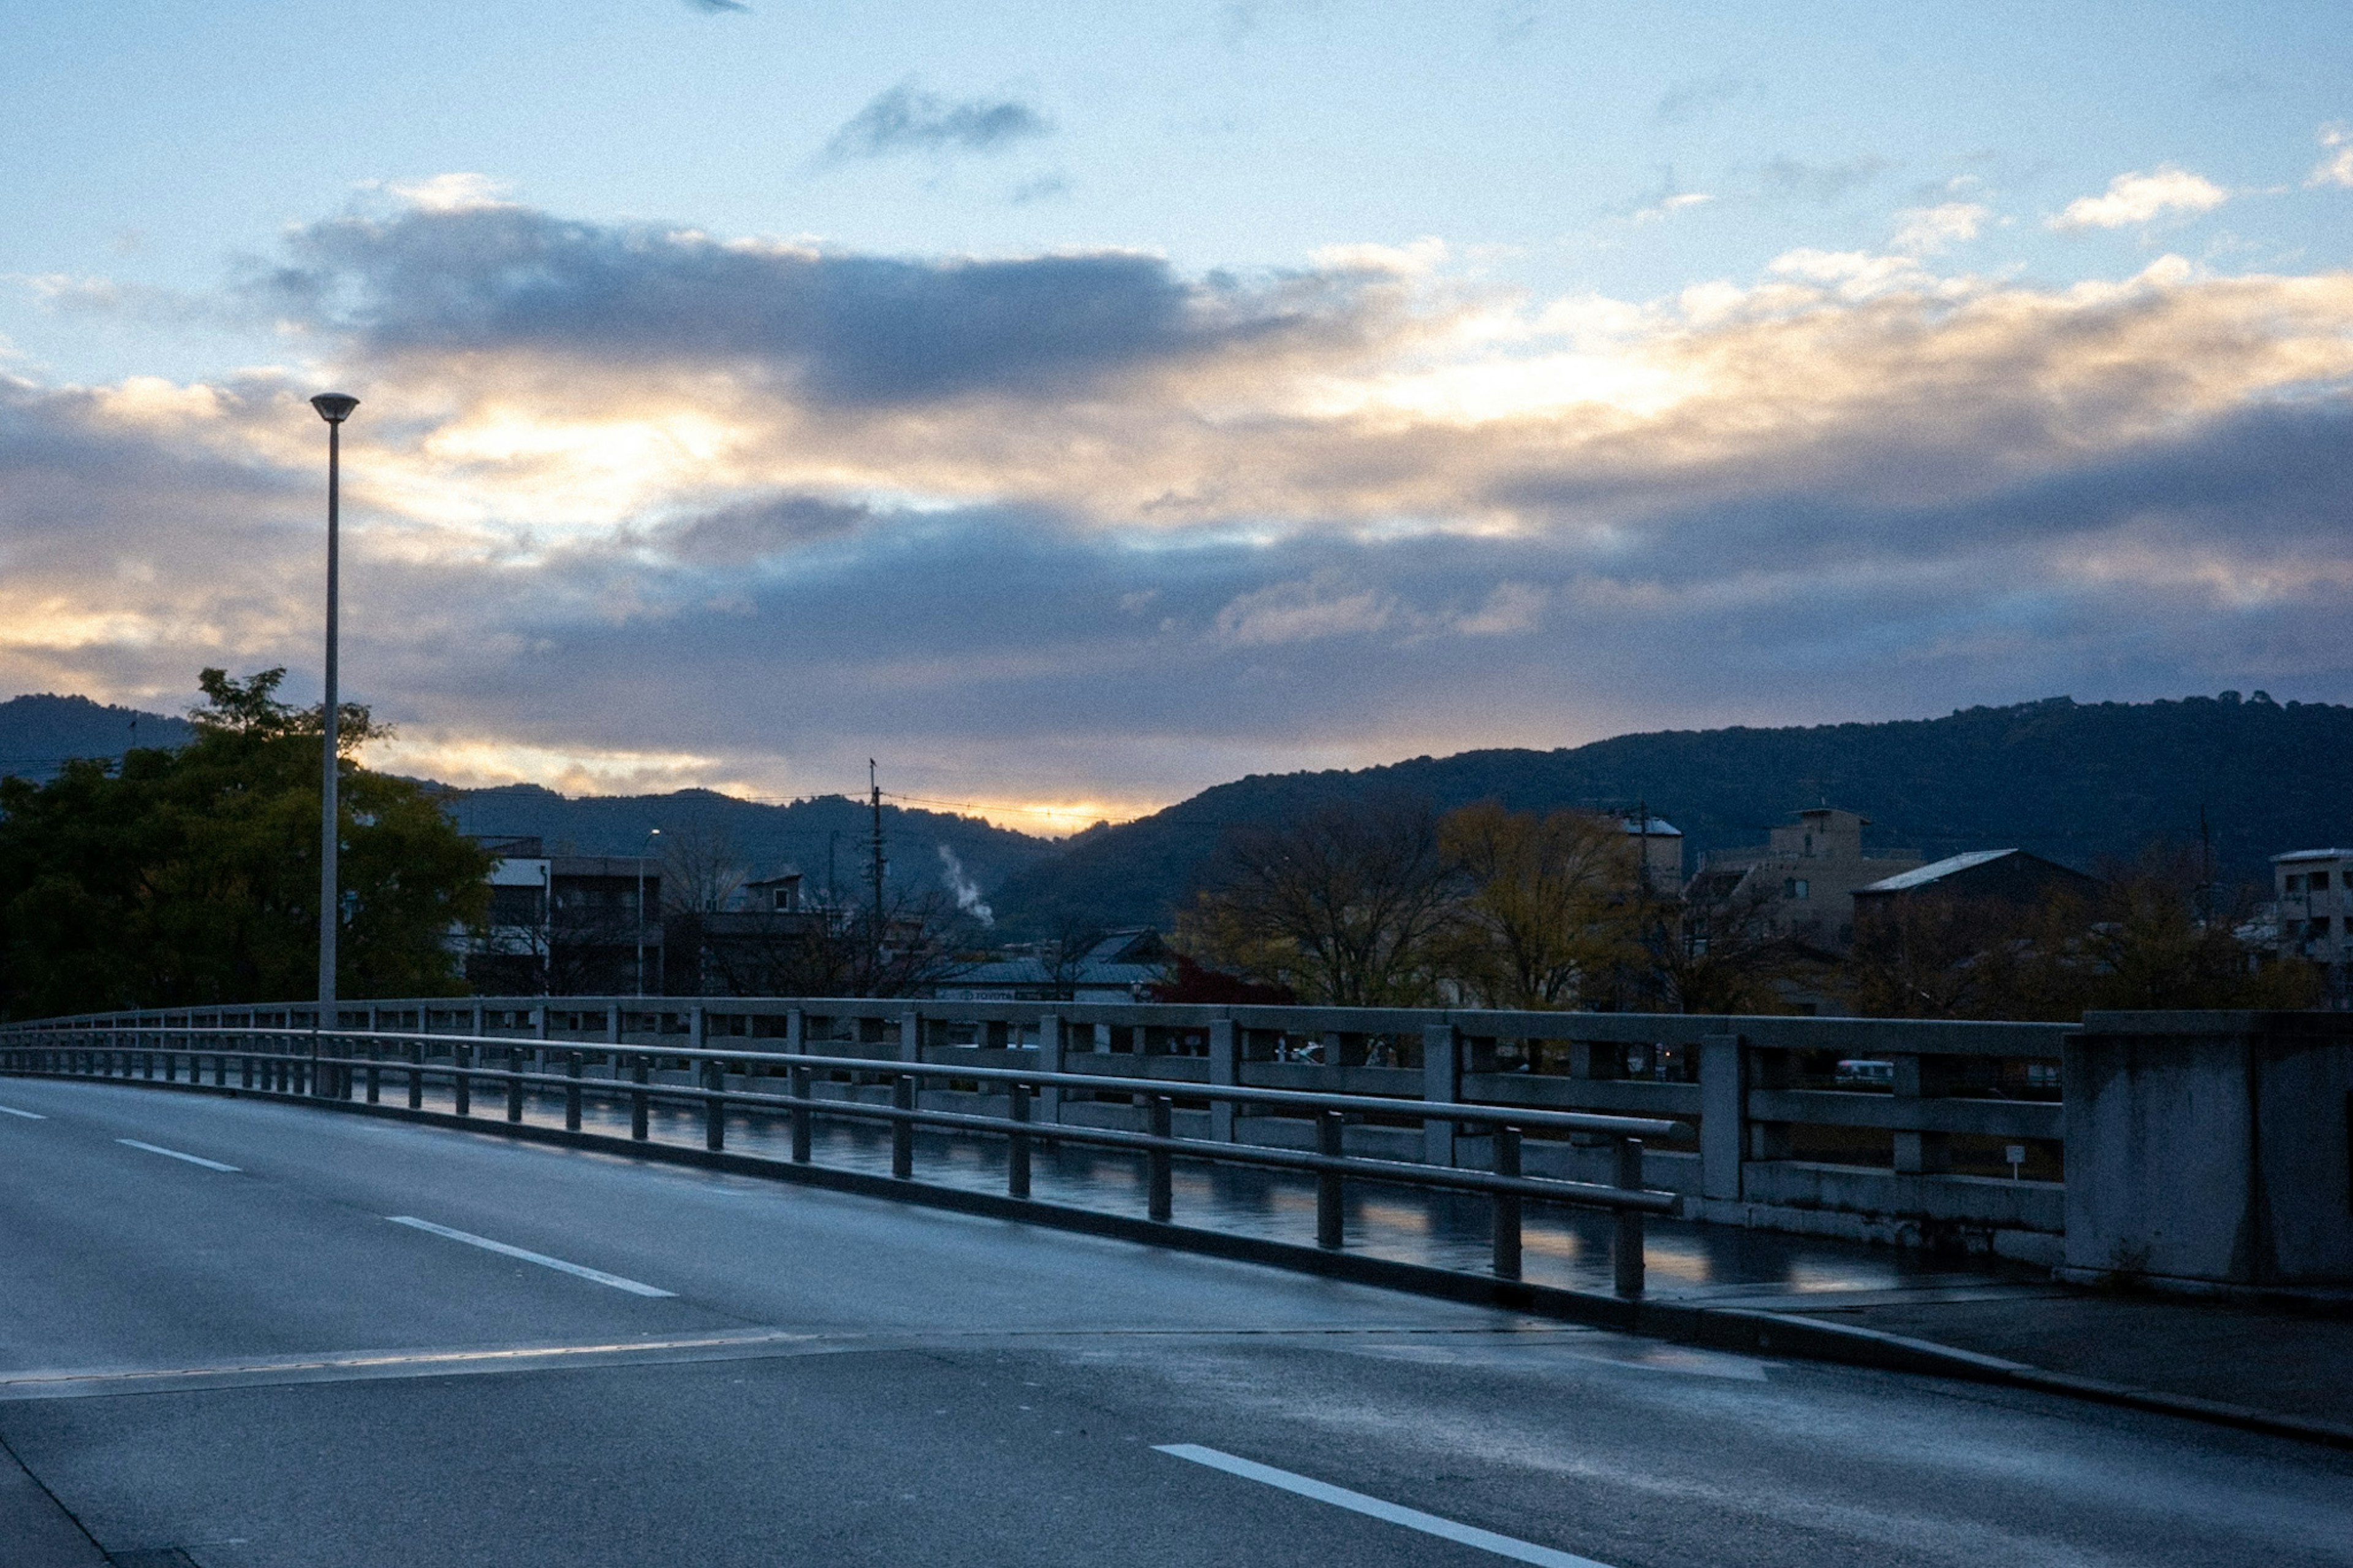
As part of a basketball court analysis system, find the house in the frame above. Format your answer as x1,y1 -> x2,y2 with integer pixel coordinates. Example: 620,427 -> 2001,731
1686,808 -> 1923,950
2270,849 -> 2351,1003
933,928 -> 1170,1003
1851,848 -> 2098,921
455,836 -> 665,996
661,869 -> 833,996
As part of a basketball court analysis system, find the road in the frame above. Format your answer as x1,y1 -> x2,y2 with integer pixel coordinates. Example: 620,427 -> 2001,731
2,1077 -> 2347,1568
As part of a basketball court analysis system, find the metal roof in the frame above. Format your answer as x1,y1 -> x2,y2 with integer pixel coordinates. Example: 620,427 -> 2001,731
2272,848 -> 2353,863
1856,849 -> 2016,893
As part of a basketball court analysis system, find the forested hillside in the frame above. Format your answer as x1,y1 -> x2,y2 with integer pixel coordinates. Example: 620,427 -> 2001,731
0,694 -> 194,781
989,694 -> 2353,936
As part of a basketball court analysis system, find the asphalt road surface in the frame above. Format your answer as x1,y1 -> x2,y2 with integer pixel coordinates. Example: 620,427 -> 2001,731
3,1077 -> 2348,1568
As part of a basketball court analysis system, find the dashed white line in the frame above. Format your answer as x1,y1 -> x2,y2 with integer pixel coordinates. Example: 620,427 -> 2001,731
0,1104 -> 46,1119
116,1138 -> 238,1172
1154,1444 -> 1614,1568
386,1216 -> 675,1298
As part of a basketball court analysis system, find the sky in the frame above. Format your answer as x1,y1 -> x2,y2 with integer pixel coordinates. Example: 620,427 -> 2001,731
2,1 -> 2349,832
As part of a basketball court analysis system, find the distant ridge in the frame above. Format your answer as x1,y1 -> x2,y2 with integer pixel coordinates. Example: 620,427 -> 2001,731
0,693 -> 195,781
987,694 -> 2353,936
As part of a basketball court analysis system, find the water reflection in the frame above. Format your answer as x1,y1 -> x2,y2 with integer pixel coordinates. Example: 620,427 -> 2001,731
432,1084 -> 2004,1301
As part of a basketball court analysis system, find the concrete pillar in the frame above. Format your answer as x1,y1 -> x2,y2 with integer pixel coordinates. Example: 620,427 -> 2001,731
1891,1053 -> 1953,1175
1036,1013 -> 1064,1123
1422,1023 -> 1460,1167
1698,1032 -> 1745,1200
901,1009 -> 923,1064
1208,1020 -> 1239,1142
2064,1011 -> 2353,1286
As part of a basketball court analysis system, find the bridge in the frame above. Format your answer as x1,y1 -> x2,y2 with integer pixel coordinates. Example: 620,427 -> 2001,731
4,999 -> 2350,1564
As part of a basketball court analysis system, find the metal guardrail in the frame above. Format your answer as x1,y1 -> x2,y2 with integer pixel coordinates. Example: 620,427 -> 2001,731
0,1022 -> 1685,1299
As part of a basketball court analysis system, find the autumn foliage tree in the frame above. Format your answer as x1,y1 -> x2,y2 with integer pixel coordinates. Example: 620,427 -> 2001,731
0,668 -> 492,1017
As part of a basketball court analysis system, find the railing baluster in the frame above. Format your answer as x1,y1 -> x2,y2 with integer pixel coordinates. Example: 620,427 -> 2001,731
1146,1094 -> 1173,1222
453,1043 -> 471,1117
507,1045 -> 525,1123
566,1051 -> 583,1132
1492,1125 -> 1522,1281
408,1039 -> 423,1109
631,1054 -> 650,1141
1316,1109 -> 1345,1249
788,1063 -> 810,1162
1006,1081 -> 1031,1199
891,1074 -> 915,1179
705,1058 -> 726,1152
1613,1137 -> 1645,1300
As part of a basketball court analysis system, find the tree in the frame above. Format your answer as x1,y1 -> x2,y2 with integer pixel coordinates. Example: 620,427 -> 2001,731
0,668 -> 493,1017
1434,801 -> 1643,1009
1627,873 -> 1814,1015
1176,798 -> 1461,1007
658,818 -> 747,915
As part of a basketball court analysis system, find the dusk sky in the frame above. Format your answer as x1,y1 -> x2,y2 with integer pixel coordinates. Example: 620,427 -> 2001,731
2,1 -> 2349,830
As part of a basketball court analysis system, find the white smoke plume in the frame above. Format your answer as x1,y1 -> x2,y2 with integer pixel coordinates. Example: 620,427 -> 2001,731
937,844 -> 994,926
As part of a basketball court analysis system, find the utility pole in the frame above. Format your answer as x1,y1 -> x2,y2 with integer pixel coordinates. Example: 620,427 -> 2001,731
868,760 -> 887,979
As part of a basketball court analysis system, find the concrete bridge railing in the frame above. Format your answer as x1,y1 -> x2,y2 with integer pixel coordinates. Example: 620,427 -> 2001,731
7,998 -> 2346,1287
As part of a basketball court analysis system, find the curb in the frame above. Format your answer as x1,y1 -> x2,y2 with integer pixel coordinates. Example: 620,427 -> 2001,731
14,1070 -> 2353,1452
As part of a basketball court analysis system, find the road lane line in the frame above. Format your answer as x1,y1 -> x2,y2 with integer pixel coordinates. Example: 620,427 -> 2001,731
386,1216 -> 675,1297
1153,1445 -> 1613,1568
116,1138 -> 238,1172
0,1104 -> 46,1119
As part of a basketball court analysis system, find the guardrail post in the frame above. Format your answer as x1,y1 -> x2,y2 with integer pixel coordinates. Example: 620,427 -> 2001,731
892,1074 -> 915,1179
1007,1082 -> 1032,1197
1147,1095 -> 1173,1222
632,1054 -> 651,1141
1036,1013 -> 1064,1124
702,1026 -> 725,1153
1699,1032 -> 1745,1201
453,1042 -> 472,1117
1892,1054 -> 1952,1174
1316,1110 -> 1345,1249
1208,1020 -> 1238,1142
507,1045 -> 525,1122
407,1039 -> 423,1109
1422,1023 -> 1461,1167
566,1050 -> 583,1132
1492,1125 -> 1522,1280
1614,1138 -> 1646,1300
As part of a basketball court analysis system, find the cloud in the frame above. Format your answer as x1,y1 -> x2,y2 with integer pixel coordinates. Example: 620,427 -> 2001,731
683,0 -> 749,13
2050,165 -> 2229,230
2311,125 -> 2353,189
6,194 -> 2353,812
1656,73 -> 1758,123
824,82 -> 1051,162
1758,156 -> 1892,204
1632,192 -> 1714,225
1890,202 -> 1988,255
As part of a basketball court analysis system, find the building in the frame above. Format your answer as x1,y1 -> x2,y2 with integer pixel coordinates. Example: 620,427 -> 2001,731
2270,849 -> 2351,1004
661,871 -> 836,996
1851,847 -> 2099,922
1622,814 -> 1684,888
933,928 -> 1170,1004
1686,808 -> 1923,950
455,836 -> 665,996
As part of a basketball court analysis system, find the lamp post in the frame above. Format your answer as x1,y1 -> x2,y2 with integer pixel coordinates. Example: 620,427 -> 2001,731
637,828 -> 661,996
309,393 -> 359,1039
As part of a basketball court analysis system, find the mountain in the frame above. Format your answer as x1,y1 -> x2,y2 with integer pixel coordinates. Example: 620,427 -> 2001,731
442,784 -> 1055,915
0,694 -> 195,780
987,694 -> 2353,937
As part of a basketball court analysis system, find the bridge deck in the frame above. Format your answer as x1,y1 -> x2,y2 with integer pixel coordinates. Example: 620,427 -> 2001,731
2,1077 -> 2347,1567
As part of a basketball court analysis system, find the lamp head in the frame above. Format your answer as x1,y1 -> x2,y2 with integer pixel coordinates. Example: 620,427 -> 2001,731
309,393 -> 360,425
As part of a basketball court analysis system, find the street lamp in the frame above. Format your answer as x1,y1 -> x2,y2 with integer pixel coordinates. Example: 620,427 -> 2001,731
637,827 -> 661,996
309,393 -> 358,1037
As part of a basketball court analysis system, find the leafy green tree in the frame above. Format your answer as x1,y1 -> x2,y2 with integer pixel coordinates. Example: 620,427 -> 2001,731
0,669 -> 492,1017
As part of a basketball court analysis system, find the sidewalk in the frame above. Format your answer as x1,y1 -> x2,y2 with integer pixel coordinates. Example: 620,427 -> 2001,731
1681,1276 -> 2353,1442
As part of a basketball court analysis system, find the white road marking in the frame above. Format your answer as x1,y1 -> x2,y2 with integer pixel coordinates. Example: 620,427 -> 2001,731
0,1104 -> 47,1119
1154,1444 -> 1614,1568
116,1138 -> 238,1172
386,1216 -> 675,1297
